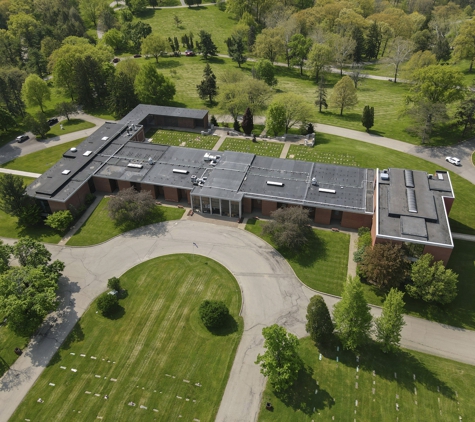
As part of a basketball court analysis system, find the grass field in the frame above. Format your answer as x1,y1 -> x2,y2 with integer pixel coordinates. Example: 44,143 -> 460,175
246,219 -> 349,296
219,137 -> 284,157
11,254 -> 243,421
1,139 -> 85,174
147,128 -> 219,149
67,198 -> 185,246
0,324 -> 29,379
44,119 -> 95,138
258,336 -> 475,421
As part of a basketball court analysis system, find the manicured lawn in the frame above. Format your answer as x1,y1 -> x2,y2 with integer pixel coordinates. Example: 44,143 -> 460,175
287,133 -> 475,236
67,198 -> 185,246
11,254 -> 243,422
1,139 -> 85,174
219,137 -> 284,158
147,128 -> 219,150
0,324 -> 29,379
259,336 -> 475,421
246,219 -> 349,296
44,119 -> 95,138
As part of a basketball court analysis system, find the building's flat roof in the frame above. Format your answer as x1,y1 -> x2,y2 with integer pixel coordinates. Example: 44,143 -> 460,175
120,104 -> 208,126
377,168 -> 453,247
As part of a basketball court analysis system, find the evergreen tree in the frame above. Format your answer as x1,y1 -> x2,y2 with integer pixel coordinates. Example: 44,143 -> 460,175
375,289 -> 405,353
241,107 -> 254,135
174,37 -> 180,53
352,27 -> 365,63
306,295 -> 334,345
233,119 -> 241,132
366,22 -> 381,60
198,30 -> 218,59
361,105 -> 374,132
248,25 -> 256,50
226,35 -> 247,68
108,72 -> 139,119
315,76 -> 328,113
432,36 -> 451,62
196,63 -> 218,103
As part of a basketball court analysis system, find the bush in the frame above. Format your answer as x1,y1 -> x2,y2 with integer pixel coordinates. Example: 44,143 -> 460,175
97,292 -> 119,316
45,210 -> 74,233
233,119 -> 241,132
85,193 -> 96,206
108,187 -> 155,225
107,276 -> 121,291
199,300 -> 229,328
210,115 -> 218,126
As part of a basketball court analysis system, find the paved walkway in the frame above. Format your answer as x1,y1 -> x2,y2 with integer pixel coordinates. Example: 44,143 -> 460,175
1,221 -> 475,421
0,168 -> 40,178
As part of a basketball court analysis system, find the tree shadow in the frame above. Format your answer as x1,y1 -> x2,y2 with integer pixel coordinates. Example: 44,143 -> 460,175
105,304 -> 126,320
275,365 -> 334,415
205,56 -> 226,65
157,59 -> 182,69
0,356 -> 9,376
206,314 -> 238,336
277,229 -> 328,268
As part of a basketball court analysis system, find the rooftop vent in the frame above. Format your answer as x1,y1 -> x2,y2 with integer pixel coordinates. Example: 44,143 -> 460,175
173,169 -> 189,174
83,150 -> 92,156
407,188 -> 417,213
267,181 -> 284,187
148,157 -> 154,165
62,170 -> 71,175
311,177 -> 318,186
127,163 -> 143,169
319,188 -> 336,194
101,136 -> 109,141
404,170 -> 414,188
70,147 -> 77,153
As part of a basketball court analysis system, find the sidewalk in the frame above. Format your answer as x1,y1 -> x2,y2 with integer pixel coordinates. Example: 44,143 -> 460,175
0,168 -> 41,178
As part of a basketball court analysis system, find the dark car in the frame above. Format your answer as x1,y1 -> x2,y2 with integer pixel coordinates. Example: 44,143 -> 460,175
133,54 -> 141,58
185,50 -> 195,56
15,135 -> 29,143
112,57 -> 120,63
47,118 -> 59,126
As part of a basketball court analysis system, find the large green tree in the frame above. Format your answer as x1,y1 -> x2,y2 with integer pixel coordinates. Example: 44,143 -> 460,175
271,93 -> 313,134
196,63 -> 218,104
253,59 -> 276,87
306,295 -> 334,345
452,19 -> 475,72
375,288 -> 405,353
0,108 -> 15,132
289,33 -> 313,75
265,101 -> 286,136
141,34 -> 169,63
108,71 -> 139,118
329,75 -> 358,116
226,34 -> 247,68
79,0 -> 108,27
21,74 -> 50,113
197,30 -> 218,59
307,43 -> 333,83
255,324 -> 301,393
134,62 -> 176,105
333,276 -> 372,351
407,254 -> 458,305
253,27 -> 285,64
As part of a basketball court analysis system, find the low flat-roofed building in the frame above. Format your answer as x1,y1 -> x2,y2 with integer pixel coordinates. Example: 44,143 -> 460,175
373,168 -> 454,264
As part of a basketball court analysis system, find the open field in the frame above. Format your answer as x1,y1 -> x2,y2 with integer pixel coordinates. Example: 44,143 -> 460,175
11,254 -> 243,421
259,336 -> 475,421
246,219 -> 349,296
67,198 -> 185,246
1,139 -> 85,174
45,119 -> 95,138
0,324 -> 29,379
219,137 -> 283,157
147,128 -> 219,149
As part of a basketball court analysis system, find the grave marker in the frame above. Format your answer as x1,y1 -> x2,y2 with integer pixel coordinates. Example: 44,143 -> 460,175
80,354 -> 85,357
140,405 -> 147,410
49,383 -> 55,387
70,353 -> 75,355
60,366 -> 66,370
71,369 -> 77,372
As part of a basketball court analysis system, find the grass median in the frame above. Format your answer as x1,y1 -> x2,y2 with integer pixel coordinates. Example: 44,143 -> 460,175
11,254 -> 243,421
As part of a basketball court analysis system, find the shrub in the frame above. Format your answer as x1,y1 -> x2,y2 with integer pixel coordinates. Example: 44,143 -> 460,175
85,193 -> 96,206
107,187 -> 155,224
97,292 -> 119,316
45,210 -> 74,233
210,115 -> 218,126
199,300 -> 229,328
233,119 -> 241,132
107,276 -> 121,291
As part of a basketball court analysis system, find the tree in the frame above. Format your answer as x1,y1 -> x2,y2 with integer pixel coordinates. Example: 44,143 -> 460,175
97,292 -> 119,316
196,63 -> 218,104
255,324 -> 301,393
45,210 -> 74,233
0,108 -> 15,132
366,21 -> 382,60
253,27 -> 285,64
306,295 -> 334,346
197,30 -> 218,59
127,0 -> 149,15
0,66 -> 27,117
386,37 -> 413,83
405,99 -> 448,144
361,105 -> 374,132
122,21 -> 152,52
407,254 -> 458,305
199,300 -> 230,328
12,237 -> 53,268
108,187 -> 156,224
21,74 -> 50,113
329,76 -> 358,116
456,96 -> 475,136
134,62 -> 176,105
332,35 -> 356,76
333,276 -> 372,351
375,288 -> 405,353
141,34 -> 169,63
108,71 -> 139,118
348,63 -> 367,89
55,102 -> 79,122
173,14 -> 182,28
102,28 -> 126,54
25,112 -> 50,139
79,0 -> 107,27
107,277 -> 121,291
0,174 -> 27,218
289,34 -> 312,75
275,93 -> 313,134
351,27 -> 365,63
0,240 -> 12,274
359,243 -> 409,289
226,35 -> 247,68
452,19 -> 475,72
432,36 -> 451,63
262,206 -> 312,249
241,107 -> 254,135
266,102 -> 286,136
315,76 -> 328,113
307,43 -> 332,83
253,59 -> 277,87
404,51 -> 437,78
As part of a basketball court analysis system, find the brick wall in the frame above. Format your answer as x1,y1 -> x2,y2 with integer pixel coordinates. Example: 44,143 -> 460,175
140,183 -> 156,199
262,200 -> 278,216
178,117 -> 194,129
243,198 -> 252,213
118,180 -> 132,191
163,186 -> 180,202
423,245 -> 453,266
341,212 -> 373,229
49,201 -> 68,212
443,196 -> 454,216
314,208 -> 331,225
93,177 -> 113,193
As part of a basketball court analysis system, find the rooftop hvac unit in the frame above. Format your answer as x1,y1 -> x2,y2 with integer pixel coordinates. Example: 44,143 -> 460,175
62,170 -> 71,175
148,157 -> 154,165
173,169 -> 189,174
311,177 -> 318,186
101,136 -> 109,141
127,163 -> 143,169
380,172 -> 389,181
319,188 -> 336,194
267,181 -> 284,187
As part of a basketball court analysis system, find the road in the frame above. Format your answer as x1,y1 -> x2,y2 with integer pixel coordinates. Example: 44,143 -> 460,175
1,221 -> 475,421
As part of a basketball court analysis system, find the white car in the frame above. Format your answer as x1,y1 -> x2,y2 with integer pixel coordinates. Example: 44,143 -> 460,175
445,157 -> 461,166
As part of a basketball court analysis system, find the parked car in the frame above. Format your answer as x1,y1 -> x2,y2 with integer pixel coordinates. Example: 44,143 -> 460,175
445,156 -> 461,166
133,54 -> 141,58
15,135 -> 29,143
185,50 -> 195,56
112,57 -> 120,63
47,118 -> 59,126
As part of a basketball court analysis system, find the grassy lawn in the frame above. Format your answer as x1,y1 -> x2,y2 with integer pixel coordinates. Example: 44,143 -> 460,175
44,119 -> 95,138
219,137 -> 284,158
287,133 -> 475,236
1,139 -> 85,174
246,219 -> 349,296
67,198 -> 185,246
259,336 -> 474,421
0,324 -> 29,379
11,254 -> 243,422
147,128 -> 219,150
